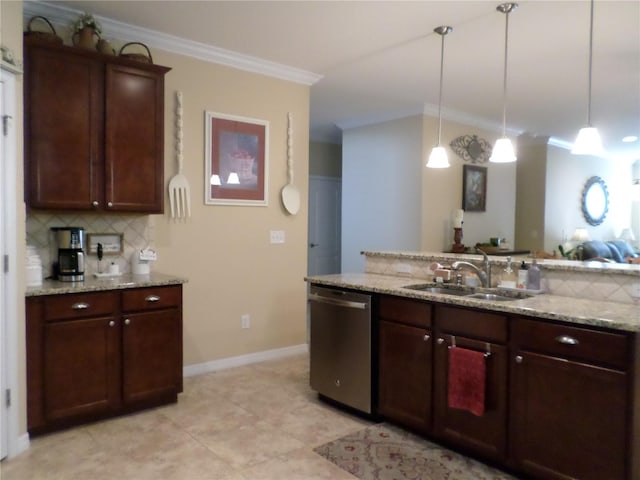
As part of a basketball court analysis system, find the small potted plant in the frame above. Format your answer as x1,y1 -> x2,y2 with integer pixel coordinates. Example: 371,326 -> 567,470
71,12 -> 102,49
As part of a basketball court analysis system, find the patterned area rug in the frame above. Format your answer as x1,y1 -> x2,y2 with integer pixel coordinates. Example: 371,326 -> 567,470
314,423 -> 517,480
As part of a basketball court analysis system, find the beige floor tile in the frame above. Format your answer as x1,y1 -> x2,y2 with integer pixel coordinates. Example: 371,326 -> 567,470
266,400 -> 374,447
238,447 -> 357,480
194,420 -> 306,470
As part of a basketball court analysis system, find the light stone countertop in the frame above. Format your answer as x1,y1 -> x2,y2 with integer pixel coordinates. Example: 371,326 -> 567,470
306,273 -> 640,333
26,272 -> 187,297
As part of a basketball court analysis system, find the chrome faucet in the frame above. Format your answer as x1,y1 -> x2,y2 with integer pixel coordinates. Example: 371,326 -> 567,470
451,248 -> 492,288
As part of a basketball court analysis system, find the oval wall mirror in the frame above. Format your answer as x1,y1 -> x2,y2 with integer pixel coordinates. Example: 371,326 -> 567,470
581,176 -> 609,226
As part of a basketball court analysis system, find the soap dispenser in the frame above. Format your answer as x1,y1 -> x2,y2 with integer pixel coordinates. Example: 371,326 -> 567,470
527,258 -> 541,291
517,261 -> 528,289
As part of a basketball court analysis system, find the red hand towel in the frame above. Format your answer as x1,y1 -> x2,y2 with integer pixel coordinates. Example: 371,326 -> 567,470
448,346 -> 486,416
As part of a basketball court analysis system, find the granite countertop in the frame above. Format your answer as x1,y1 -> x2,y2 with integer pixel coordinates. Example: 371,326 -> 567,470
26,272 -> 187,297
306,273 -> 640,333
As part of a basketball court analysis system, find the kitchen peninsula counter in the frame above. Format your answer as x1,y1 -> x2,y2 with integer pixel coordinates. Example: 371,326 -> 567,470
26,272 -> 187,297
306,272 -> 640,332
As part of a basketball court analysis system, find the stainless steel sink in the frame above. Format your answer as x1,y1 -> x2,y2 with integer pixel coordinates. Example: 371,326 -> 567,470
403,284 -> 469,296
465,292 -> 521,301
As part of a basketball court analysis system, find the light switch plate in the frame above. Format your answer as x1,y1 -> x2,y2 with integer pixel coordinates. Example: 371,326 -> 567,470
270,230 -> 285,244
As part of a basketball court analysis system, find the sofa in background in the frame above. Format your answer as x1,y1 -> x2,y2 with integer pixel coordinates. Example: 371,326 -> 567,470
580,240 -> 638,263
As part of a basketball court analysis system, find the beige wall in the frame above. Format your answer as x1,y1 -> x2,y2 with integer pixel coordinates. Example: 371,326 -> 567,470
2,0 -> 27,441
143,52 -> 311,365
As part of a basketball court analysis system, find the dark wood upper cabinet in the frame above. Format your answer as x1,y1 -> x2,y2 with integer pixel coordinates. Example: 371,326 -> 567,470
24,42 -> 170,213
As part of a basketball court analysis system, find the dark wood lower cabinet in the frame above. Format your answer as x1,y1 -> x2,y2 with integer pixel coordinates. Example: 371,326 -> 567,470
510,350 -> 627,480
122,309 -> 182,405
27,285 -> 183,435
43,316 -> 120,421
433,335 -> 508,462
378,320 -> 432,434
374,294 -> 639,480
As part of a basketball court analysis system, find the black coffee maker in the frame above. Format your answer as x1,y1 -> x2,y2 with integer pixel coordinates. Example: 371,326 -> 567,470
52,227 -> 85,282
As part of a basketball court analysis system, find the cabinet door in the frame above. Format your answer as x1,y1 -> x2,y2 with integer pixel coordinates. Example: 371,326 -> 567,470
510,350 -> 627,480
25,46 -> 104,209
43,316 -> 120,422
378,320 -> 432,434
105,64 -> 165,212
433,335 -> 507,462
122,309 -> 181,405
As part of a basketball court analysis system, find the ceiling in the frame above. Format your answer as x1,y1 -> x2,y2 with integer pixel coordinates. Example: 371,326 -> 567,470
40,1 -> 639,160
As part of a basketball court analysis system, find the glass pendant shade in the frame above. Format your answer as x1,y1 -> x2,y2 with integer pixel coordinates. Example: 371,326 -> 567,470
491,3 -> 518,164
227,172 -> 240,184
489,137 -> 517,163
573,0 -> 604,157
572,126 -> 604,156
210,174 -> 222,186
427,146 -> 450,168
426,25 -> 453,169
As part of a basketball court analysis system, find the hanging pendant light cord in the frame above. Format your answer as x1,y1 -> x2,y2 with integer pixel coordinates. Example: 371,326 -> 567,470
501,9 -> 510,138
437,32 -> 445,145
586,0 -> 594,126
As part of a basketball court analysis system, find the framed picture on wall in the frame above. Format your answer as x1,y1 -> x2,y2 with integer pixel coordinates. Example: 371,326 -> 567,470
462,164 -> 487,212
204,112 -> 269,206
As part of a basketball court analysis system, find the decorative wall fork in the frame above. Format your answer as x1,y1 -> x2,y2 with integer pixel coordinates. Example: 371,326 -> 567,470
168,91 -> 191,219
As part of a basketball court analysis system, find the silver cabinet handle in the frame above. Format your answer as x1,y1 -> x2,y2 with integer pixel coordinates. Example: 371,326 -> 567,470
335,379 -> 340,387
124,318 -> 131,325
556,335 -> 579,346
310,243 -> 319,247
515,355 -> 523,363
71,302 -> 89,310
108,320 -> 115,327
437,337 -> 445,345
145,295 -> 161,303
423,334 -> 430,342
92,201 -> 99,207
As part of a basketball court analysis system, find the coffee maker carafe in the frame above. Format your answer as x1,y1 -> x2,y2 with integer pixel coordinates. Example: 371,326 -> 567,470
52,227 -> 85,282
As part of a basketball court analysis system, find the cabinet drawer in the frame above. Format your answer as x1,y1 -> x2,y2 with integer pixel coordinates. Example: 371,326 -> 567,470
436,305 -> 507,343
43,292 -> 117,321
122,286 -> 181,312
379,295 -> 432,328
512,318 -> 629,370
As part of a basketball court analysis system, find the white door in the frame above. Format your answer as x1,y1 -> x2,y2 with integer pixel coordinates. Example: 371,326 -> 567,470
308,176 -> 341,275
1,66 -> 21,460
0,69 -> 9,460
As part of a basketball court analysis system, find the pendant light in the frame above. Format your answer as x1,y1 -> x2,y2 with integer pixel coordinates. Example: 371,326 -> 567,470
426,25 -> 453,169
572,0 -> 604,156
490,3 -> 518,163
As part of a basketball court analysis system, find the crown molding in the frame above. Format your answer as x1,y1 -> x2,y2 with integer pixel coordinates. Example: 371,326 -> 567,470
23,1 -> 323,86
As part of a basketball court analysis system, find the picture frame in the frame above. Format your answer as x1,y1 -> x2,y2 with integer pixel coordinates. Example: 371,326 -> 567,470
86,233 -> 123,255
462,165 -> 487,212
204,111 -> 269,206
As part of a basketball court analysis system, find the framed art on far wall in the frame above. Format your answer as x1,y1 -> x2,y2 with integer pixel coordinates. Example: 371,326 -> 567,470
204,111 -> 269,206
462,164 -> 487,212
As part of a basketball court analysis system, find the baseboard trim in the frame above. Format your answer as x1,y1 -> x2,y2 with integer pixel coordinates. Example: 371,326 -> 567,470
7,433 -> 30,459
183,343 -> 308,377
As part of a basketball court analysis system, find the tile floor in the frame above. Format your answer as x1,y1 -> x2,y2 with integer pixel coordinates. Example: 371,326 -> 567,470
1,353 -> 369,480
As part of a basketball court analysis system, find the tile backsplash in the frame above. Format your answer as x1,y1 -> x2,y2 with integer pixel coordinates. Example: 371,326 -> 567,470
26,212 -> 155,278
365,255 -> 639,305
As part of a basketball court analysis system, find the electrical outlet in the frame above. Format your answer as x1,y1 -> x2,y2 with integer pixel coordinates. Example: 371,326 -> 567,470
241,314 -> 250,329
270,230 -> 285,244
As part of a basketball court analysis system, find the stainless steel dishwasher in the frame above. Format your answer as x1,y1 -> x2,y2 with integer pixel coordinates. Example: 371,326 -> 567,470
309,285 -> 372,414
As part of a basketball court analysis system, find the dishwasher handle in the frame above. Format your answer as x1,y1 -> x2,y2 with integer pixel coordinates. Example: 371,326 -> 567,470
309,293 -> 369,310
